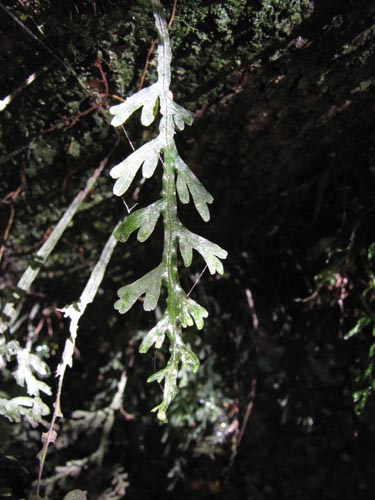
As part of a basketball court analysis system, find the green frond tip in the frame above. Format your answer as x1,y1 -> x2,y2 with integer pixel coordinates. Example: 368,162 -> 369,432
147,340 -> 199,421
115,200 -> 164,243
110,83 -> 159,127
110,137 -> 161,196
147,366 -> 170,383
170,101 -> 193,130
178,226 -> 228,275
180,297 -> 208,330
148,353 -> 178,422
151,404 -> 168,423
179,343 -> 200,372
114,264 -> 164,314
175,158 -> 213,222
139,316 -> 170,353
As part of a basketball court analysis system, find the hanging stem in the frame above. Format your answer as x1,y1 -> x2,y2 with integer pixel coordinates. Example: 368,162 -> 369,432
36,223 -> 119,498
154,0 -> 184,408
1,141 -> 118,335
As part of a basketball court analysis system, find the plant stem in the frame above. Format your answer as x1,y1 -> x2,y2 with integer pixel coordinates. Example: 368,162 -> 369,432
152,0 -> 183,420
153,0 -> 182,324
1,142 -> 118,334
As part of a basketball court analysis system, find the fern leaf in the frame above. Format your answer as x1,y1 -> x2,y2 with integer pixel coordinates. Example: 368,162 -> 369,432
110,0 -> 228,421
170,101 -> 193,130
110,138 -> 161,196
178,226 -> 227,275
115,201 -> 164,243
175,158 -> 213,222
150,356 -> 178,422
110,83 -> 159,127
139,316 -> 170,353
180,297 -> 208,330
147,366 -> 170,384
179,344 -> 199,372
13,350 -> 51,397
114,264 -> 163,314
0,396 -> 50,425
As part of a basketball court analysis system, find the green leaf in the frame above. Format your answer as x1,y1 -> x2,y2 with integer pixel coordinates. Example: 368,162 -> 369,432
110,137 -> 161,196
179,344 -> 199,372
353,389 -> 369,415
142,139 -> 161,178
139,316 -> 170,353
179,236 -> 193,268
364,363 -> 373,378
180,297 -> 208,330
115,201 -> 164,243
110,83 -> 159,127
344,316 -> 371,339
150,402 -> 167,423
0,396 -> 50,425
170,101 -> 193,130
114,264 -> 163,314
147,366 -> 169,383
175,158 -> 213,221
149,355 -> 178,422
108,0 -> 228,424
13,350 -> 51,397
178,226 -> 227,275
29,352 -> 50,377
175,169 -> 189,203
367,242 -> 375,261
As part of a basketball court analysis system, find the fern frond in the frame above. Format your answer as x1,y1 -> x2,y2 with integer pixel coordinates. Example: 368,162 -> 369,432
111,0 -> 227,421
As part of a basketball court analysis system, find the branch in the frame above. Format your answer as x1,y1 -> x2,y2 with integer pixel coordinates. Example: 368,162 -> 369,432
1,141 -> 118,334
36,222 -> 120,498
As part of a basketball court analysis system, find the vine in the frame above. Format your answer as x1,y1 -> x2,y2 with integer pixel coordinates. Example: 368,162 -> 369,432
110,0 -> 227,421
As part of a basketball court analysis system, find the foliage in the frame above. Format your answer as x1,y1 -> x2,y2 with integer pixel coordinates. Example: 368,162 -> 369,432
109,0 -> 226,421
1,0 -> 375,499
343,242 -> 375,414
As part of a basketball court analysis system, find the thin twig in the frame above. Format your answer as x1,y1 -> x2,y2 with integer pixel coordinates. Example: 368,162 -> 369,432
235,377 -> 257,451
1,141 -> 119,334
138,39 -> 158,91
245,287 -> 259,331
36,223 -> 120,498
42,56 -> 111,133
0,68 -> 46,113
0,2 -> 87,93
96,57 -> 109,98
0,202 -> 15,263
187,265 -> 208,298
233,288 -> 260,451
0,184 -> 24,263
121,125 -> 135,151
227,288 -> 259,471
